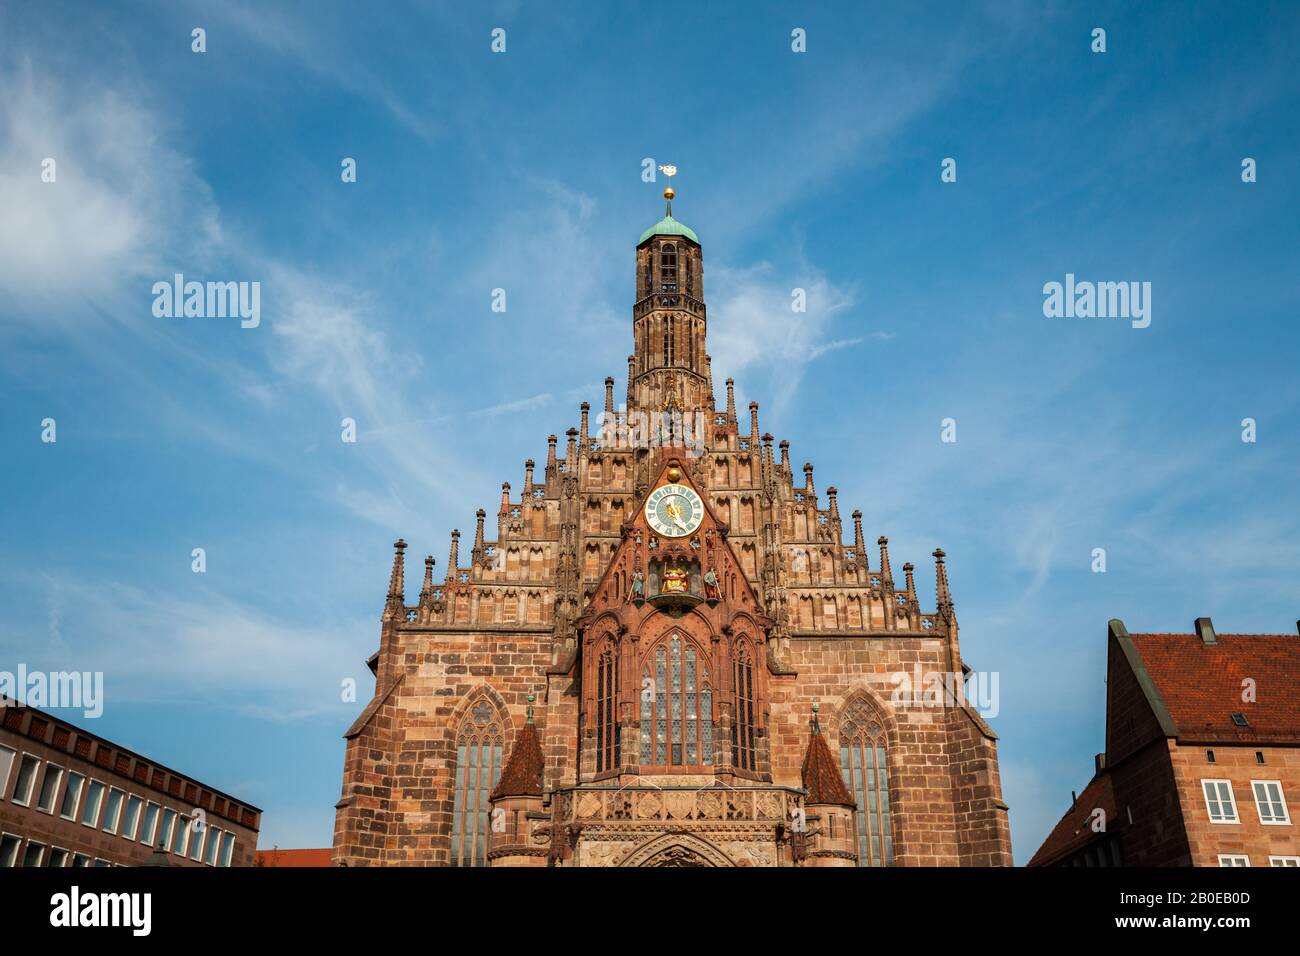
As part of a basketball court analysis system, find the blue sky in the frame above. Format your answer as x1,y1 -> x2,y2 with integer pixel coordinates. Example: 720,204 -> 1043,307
1,1 -> 1297,864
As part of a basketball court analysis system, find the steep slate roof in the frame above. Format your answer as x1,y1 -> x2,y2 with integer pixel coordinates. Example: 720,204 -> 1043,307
1128,632 -> 1300,744
801,719 -> 856,808
490,719 -> 545,801
1027,773 -> 1117,867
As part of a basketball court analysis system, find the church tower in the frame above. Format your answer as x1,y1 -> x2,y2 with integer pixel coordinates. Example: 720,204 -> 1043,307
332,178 -> 1014,868
630,180 -> 713,414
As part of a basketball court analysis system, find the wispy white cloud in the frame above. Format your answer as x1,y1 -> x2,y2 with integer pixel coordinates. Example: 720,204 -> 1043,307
707,261 -> 868,414
2,573 -> 366,720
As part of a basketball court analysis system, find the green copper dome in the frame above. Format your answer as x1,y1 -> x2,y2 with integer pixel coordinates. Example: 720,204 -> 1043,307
638,215 -> 699,245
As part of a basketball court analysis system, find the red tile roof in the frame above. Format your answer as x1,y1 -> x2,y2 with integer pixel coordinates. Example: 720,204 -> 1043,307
1129,633 -> 1300,744
802,723 -> 856,808
490,721 -> 545,800
1027,773 -> 1116,867
254,848 -> 333,868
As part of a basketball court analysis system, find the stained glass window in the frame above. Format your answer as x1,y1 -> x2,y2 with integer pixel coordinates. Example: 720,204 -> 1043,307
642,632 -> 711,769
732,646 -> 755,770
596,647 -> 619,772
840,696 -> 894,867
450,702 -> 504,867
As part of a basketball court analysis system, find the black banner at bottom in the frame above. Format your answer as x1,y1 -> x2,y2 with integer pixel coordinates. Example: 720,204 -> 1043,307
0,866 -> 1281,941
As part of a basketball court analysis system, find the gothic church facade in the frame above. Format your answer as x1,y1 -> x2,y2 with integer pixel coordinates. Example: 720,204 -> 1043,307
332,191 -> 1013,867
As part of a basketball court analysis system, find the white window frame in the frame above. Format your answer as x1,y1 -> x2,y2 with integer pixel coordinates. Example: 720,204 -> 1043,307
1251,780 -> 1291,825
219,830 -> 235,867
139,801 -> 161,846
0,744 -> 15,798
160,807 -> 178,851
59,771 -> 85,820
190,819 -> 206,861
10,753 -> 41,806
121,793 -> 144,841
71,853 -> 91,868
21,840 -> 47,867
1218,854 -> 1250,866
203,827 -> 221,866
1202,778 -> 1239,824
175,815 -> 193,856
35,762 -> 64,814
0,832 -> 21,867
101,786 -> 125,834
46,846 -> 69,868
1269,856 -> 1300,867
80,778 -> 106,828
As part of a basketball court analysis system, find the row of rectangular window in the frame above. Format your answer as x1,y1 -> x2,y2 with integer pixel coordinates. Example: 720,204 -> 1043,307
1219,855 -> 1300,866
0,744 -> 235,866
0,833 -> 117,868
1202,779 -> 1292,825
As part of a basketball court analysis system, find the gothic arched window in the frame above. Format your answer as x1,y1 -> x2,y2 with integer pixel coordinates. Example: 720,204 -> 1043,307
596,644 -> 620,772
839,696 -> 894,867
450,700 -> 504,867
660,242 -> 677,291
732,643 -> 756,770
639,633 -> 712,768
663,315 -> 675,366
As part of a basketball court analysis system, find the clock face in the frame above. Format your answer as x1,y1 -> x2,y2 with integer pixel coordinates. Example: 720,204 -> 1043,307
645,483 -> 704,538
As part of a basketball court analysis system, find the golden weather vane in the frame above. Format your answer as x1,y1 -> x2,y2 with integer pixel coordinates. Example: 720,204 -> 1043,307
658,163 -> 677,215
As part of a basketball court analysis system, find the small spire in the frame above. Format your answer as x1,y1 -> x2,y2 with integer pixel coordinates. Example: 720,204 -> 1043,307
803,462 -> 815,496
852,510 -> 866,563
523,459 -> 535,496
445,530 -> 460,583
565,427 -> 578,469
802,702 -> 855,807
385,539 -> 407,617
933,548 -> 954,618
779,440 -> 790,474
725,379 -> 736,420
419,555 -> 436,610
627,355 -> 636,404
474,509 -> 486,551
490,692 -> 546,802
903,562 -> 917,605
579,403 -> 590,444
878,536 -> 893,586
826,485 -> 838,519
604,377 -> 615,416
500,482 -> 511,514
749,401 -> 760,439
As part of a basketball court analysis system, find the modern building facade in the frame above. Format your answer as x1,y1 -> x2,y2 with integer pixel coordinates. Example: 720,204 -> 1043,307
333,189 -> 1013,867
0,700 -> 261,868
1030,617 -> 1300,867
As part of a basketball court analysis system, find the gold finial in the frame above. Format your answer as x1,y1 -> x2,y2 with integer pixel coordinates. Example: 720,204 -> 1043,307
658,164 -> 678,215
667,465 -> 681,482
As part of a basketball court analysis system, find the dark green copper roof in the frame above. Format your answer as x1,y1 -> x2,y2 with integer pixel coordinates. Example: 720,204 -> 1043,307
638,215 -> 700,245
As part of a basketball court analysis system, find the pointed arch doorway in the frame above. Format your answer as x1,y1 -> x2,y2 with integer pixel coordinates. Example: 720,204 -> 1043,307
619,831 -> 735,868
